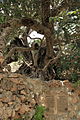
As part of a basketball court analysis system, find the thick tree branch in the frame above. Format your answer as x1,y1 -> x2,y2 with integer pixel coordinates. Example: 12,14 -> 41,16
42,51 -> 61,71
0,17 -> 55,63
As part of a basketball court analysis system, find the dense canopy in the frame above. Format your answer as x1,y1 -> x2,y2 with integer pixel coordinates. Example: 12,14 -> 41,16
0,0 -> 80,82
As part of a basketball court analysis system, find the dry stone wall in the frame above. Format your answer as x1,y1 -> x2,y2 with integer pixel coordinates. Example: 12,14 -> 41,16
0,72 -> 80,120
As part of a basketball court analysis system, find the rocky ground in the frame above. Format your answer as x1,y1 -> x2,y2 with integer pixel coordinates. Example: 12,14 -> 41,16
0,72 -> 80,120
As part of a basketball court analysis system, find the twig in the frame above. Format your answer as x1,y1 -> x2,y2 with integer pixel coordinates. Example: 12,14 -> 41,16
42,51 -> 61,71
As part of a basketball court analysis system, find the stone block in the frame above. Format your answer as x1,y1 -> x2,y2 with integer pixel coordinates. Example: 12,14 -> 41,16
57,96 -> 68,114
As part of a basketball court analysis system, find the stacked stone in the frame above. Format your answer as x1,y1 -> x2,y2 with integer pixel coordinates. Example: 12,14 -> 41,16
41,80 -> 80,120
0,73 -> 37,120
0,73 -> 80,120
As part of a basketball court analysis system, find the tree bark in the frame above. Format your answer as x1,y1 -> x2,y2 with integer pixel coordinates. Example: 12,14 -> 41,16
41,0 -> 50,26
41,0 -> 54,61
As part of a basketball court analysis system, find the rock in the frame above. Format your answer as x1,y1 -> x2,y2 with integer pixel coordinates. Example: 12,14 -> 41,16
0,73 -> 79,120
72,97 -> 78,104
1,91 -> 12,103
0,73 -> 4,80
30,99 -> 36,107
12,109 -> 16,118
4,107 -> 12,118
17,84 -> 26,90
14,112 -> 21,119
11,85 -> 17,92
0,88 -> 3,93
63,80 -> 74,90
10,78 -> 21,84
14,103 -> 21,111
0,108 -> 3,116
20,90 -> 26,95
18,104 -> 30,114
48,80 -> 62,87
0,102 -> 3,107
0,94 -> 4,100
1,78 -> 12,90
0,56 -> 4,64
19,95 -> 26,102
8,73 -> 22,78
15,97 -> 21,104
25,109 -> 35,120
12,95 -> 16,101
8,102 -> 14,105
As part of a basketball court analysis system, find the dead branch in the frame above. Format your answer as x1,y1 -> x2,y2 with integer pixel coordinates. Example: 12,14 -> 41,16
42,52 -> 61,71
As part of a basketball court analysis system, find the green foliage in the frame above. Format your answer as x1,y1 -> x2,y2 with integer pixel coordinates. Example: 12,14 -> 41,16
71,73 -> 78,82
67,9 -> 80,15
0,0 -> 41,21
52,8 -> 80,83
55,44 -> 80,82
53,9 -> 80,44
0,0 -> 80,84
73,80 -> 80,87
32,105 -> 46,120
14,105 -> 46,120
0,15 -> 5,23
34,39 -> 41,44
49,17 -> 54,22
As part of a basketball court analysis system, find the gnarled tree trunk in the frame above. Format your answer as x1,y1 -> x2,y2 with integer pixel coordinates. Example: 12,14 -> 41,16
41,0 -> 55,61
